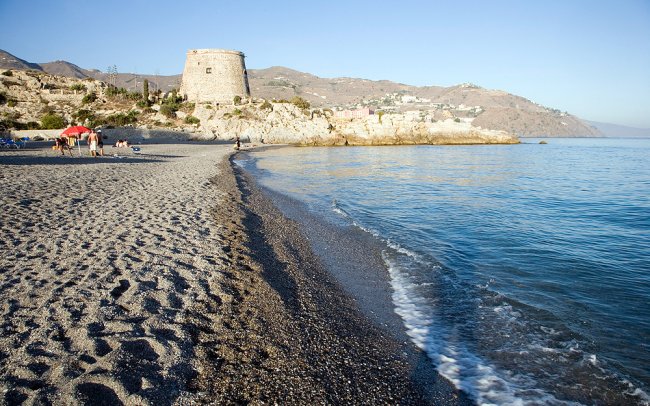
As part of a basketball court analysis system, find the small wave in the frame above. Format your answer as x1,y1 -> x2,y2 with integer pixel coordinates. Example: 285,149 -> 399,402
382,251 -> 585,405
331,202 -> 424,262
383,249 -> 650,405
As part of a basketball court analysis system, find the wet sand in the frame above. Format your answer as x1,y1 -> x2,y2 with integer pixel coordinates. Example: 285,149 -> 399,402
0,141 -> 470,404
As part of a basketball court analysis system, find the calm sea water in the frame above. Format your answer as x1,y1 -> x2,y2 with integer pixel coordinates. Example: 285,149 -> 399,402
238,138 -> 650,405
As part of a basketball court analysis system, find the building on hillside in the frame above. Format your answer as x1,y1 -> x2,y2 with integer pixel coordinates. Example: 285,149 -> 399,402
333,108 -> 375,119
179,49 -> 250,103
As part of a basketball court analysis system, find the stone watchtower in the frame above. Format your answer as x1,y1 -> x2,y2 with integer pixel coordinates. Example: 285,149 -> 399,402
179,49 -> 251,103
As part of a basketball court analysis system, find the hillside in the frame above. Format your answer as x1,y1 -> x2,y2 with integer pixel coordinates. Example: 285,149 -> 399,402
0,68 -> 519,147
585,121 -> 649,138
0,48 -> 600,137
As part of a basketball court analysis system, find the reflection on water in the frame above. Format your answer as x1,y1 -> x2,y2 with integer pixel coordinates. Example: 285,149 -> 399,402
241,139 -> 650,405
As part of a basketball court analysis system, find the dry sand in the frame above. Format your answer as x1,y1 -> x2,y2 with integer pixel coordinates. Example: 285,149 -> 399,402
0,141 -> 469,405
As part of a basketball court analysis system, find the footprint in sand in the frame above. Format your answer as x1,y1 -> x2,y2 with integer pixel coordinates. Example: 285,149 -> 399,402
110,280 -> 130,299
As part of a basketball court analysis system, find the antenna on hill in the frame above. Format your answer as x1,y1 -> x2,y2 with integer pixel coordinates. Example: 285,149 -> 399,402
154,69 -> 159,93
124,73 -> 141,92
106,65 -> 117,87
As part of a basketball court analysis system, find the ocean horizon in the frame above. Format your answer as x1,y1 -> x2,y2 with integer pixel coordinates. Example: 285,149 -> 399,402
237,138 -> 650,405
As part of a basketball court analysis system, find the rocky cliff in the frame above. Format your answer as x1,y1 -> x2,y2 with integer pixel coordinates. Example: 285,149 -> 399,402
184,101 -> 518,145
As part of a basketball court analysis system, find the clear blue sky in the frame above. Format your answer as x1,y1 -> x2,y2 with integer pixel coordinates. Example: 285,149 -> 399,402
1,0 -> 649,127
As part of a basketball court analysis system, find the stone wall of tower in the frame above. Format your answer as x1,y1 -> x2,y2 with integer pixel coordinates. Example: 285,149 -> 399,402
179,49 -> 250,103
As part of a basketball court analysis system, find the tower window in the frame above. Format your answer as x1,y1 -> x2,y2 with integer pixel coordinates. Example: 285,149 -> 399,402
206,68 -> 212,74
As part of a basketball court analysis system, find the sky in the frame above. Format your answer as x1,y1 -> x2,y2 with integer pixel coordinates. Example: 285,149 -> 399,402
1,0 -> 649,128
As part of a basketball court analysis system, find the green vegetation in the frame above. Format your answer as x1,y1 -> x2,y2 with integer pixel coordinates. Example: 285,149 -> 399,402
233,95 -> 242,105
290,96 -> 310,109
102,110 -> 139,127
0,118 -> 40,130
454,117 -> 461,123
179,102 -> 195,113
143,79 -> 149,100
82,92 -> 97,104
265,79 -> 292,87
260,100 -> 273,111
184,115 -> 200,125
167,89 -> 183,104
70,83 -> 87,92
377,111 -> 385,124
233,108 -> 242,116
106,86 -> 142,101
1,70 -> 13,77
159,104 -> 177,118
41,113 -> 66,129
73,109 -> 95,125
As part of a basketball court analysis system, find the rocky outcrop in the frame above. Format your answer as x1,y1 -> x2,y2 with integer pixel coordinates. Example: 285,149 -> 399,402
188,101 -> 518,145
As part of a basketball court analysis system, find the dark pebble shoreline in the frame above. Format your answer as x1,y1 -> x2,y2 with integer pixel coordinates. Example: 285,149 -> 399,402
189,152 -> 473,404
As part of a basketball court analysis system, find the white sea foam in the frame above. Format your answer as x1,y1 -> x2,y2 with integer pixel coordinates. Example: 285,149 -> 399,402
328,200 -> 647,405
382,251 -> 585,406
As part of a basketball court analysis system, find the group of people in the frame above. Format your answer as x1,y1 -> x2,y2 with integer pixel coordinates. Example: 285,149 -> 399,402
53,130 -> 105,157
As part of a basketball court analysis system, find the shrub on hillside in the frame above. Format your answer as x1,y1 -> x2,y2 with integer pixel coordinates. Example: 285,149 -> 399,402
82,92 -> 97,104
1,70 -> 13,77
104,110 -> 138,127
179,102 -> 195,113
233,95 -> 242,105
70,83 -> 87,92
290,96 -> 310,109
41,113 -> 65,129
0,92 -> 6,105
184,115 -> 200,125
159,104 -> 177,118
260,100 -> 273,111
73,109 -> 96,124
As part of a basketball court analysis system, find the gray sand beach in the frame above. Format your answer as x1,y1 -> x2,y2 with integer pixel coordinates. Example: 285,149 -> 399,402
0,141 -> 469,404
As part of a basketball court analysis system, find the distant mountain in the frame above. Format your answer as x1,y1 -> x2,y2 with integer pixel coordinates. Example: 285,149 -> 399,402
38,60 -> 91,79
585,121 -> 649,138
0,48 -> 602,137
246,67 -> 600,137
0,49 -> 42,71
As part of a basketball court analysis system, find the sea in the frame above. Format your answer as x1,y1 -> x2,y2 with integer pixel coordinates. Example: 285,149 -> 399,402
235,138 -> 650,405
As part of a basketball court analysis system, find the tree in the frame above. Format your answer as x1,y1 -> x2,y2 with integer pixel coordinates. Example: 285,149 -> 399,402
143,79 -> 149,101
41,113 -> 65,129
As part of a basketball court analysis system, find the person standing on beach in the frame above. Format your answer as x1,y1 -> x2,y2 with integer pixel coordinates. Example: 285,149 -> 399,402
97,130 -> 104,156
87,131 -> 99,157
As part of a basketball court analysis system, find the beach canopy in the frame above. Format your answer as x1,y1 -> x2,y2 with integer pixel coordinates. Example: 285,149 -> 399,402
61,126 -> 92,155
61,126 -> 92,138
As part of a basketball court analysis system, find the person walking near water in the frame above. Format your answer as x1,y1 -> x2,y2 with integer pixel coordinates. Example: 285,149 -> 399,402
87,131 -> 99,157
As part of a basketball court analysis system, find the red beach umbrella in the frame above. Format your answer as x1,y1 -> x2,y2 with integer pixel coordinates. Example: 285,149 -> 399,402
61,126 -> 92,155
61,126 -> 92,137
